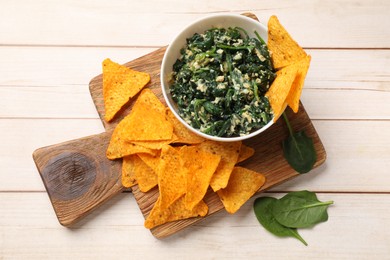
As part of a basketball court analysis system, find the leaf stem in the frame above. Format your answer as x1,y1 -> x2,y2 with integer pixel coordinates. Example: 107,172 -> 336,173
280,201 -> 334,213
323,201 -> 334,205
283,112 -> 303,160
300,200 -> 334,209
291,230 -> 308,246
216,43 -> 253,51
282,112 -> 294,136
254,30 -> 266,45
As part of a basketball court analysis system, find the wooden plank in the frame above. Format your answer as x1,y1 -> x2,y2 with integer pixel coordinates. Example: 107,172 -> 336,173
308,50 -> 390,86
1,192 -> 389,259
0,46 -> 157,87
1,48 -> 388,88
1,48 -> 389,120
2,119 -> 390,192
3,86 -> 387,120
0,119 -> 104,191
0,85 -> 100,119
301,89 -> 390,120
272,120 -> 390,192
0,0 -> 389,48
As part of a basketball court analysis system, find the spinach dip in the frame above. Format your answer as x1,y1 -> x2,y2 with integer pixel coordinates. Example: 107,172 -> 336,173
169,27 -> 276,137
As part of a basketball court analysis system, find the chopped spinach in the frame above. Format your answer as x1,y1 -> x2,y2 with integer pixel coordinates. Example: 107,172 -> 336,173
169,27 -> 276,137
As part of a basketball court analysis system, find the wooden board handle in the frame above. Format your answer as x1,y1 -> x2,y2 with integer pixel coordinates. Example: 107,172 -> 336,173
33,131 -> 123,226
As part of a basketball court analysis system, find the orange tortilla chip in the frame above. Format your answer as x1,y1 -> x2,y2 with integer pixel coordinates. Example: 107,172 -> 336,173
106,123 -> 157,160
144,195 -> 208,229
135,88 -> 166,114
197,140 -> 241,191
268,15 -> 307,69
131,134 -> 179,150
122,155 -> 137,188
138,151 -> 161,173
265,64 -> 298,122
165,108 -> 205,144
158,145 -> 187,209
124,89 -> 173,141
285,55 -> 311,113
237,144 -> 255,164
180,145 -> 221,210
217,167 -> 266,214
133,155 -> 158,192
102,58 -> 150,122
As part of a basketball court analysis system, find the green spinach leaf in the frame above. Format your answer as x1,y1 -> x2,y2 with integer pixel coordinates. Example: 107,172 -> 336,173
254,197 -> 308,246
282,112 -> 317,173
272,190 -> 334,228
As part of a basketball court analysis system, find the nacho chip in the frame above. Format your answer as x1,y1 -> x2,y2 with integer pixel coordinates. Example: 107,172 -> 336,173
106,123 -> 157,160
237,144 -> 255,164
285,55 -> 311,113
158,145 -> 187,209
131,140 -> 171,150
136,88 -> 166,114
197,140 -> 241,192
180,145 -> 221,210
265,64 -> 298,122
138,151 -> 161,173
144,195 -> 208,229
122,155 -> 137,188
133,155 -> 158,192
165,108 -> 205,144
217,167 -> 266,214
102,58 -> 150,122
132,134 -> 179,150
267,15 -> 307,69
124,89 -> 173,141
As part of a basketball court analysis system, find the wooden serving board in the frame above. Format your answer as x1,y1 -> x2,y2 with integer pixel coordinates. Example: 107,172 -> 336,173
33,13 -> 326,237
88,13 -> 326,237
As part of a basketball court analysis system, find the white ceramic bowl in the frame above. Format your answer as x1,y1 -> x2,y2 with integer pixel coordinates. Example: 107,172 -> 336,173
161,14 -> 275,142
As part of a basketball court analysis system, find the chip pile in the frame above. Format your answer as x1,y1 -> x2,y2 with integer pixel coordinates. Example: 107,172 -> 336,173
104,86 -> 266,229
102,14 -> 310,230
266,15 -> 311,120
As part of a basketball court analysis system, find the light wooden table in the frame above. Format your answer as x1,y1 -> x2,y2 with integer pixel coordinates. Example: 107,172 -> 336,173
1,1 -> 390,259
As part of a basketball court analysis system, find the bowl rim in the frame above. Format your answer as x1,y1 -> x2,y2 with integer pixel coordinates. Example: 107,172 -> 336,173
161,13 -> 274,142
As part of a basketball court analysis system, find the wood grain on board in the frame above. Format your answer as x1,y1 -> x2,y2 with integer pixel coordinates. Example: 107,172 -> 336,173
33,13 -> 325,237
33,131 -> 123,226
